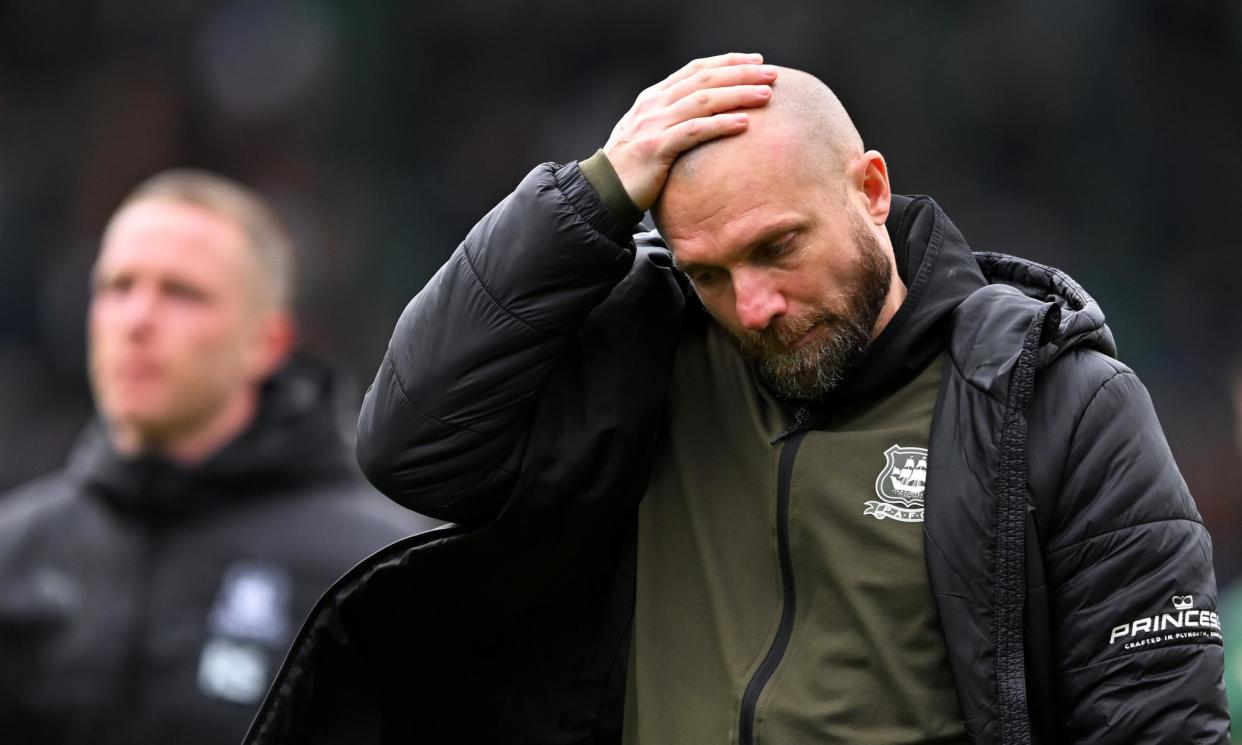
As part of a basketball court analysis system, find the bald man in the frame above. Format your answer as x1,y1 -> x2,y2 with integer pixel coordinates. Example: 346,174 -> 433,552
246,56 -> 1228,745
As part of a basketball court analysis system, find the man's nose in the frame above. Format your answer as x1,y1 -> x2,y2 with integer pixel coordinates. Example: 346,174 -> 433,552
733,272 -> 786,331
116,285 -> 160,337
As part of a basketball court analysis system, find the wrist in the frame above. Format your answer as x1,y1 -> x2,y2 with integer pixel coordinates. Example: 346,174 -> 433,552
579,150 -> 644,227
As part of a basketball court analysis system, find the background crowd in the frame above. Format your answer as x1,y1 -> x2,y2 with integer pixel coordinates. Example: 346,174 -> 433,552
1,0 -> 1240,719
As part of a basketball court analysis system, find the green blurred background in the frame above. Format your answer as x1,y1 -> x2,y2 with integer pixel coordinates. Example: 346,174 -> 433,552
1,0 -> 1239,726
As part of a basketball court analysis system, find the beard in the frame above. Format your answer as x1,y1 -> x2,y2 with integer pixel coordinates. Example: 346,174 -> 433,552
727,217 -> 892,402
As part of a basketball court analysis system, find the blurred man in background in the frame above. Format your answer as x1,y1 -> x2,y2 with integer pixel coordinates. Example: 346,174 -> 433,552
0,170 -> 436,744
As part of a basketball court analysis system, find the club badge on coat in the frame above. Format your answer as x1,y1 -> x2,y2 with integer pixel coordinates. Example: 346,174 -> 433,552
197,560 -> 293,704
864,445 -> 927,523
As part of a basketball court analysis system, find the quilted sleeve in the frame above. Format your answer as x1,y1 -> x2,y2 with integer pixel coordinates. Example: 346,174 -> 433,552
1042,364 -> 1230,744
356,161 -> 637,526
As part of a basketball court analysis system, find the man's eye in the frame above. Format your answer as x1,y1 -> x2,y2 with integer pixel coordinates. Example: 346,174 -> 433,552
96,276 -> 133,296
164,281 -> 207,302
758,241 -> 790,261
692,270 -> 720,286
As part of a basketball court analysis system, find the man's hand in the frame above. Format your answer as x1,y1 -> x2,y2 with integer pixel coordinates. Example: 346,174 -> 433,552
603,53 -> 777,212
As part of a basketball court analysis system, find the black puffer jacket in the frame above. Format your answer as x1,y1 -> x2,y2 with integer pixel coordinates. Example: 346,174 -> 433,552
0,356 -> 437,745
246,164 -> 1228,744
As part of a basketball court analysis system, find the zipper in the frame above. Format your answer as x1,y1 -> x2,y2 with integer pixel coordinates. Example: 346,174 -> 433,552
739,429 -> 806,745
770,405 -> 811,445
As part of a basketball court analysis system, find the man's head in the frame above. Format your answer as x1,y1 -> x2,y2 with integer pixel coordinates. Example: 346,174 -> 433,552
88,169 -> 297,462
654,68 -> 905,400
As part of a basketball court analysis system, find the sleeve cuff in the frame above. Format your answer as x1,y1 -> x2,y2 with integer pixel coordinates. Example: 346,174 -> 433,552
552,158 -> 638,247
578,150 -> 644,228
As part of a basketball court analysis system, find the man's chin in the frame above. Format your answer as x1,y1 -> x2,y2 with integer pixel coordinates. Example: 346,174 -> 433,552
756,362 -> 836,402
785,320 -> 832,352
102,400 -> 174,436
755,332 -> 871,401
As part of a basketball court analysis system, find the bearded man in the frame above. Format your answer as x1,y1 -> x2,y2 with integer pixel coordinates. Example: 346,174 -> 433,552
246,54 -> 1229,744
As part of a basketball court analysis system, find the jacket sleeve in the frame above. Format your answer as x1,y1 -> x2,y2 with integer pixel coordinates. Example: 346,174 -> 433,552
1037,357 -> 1230,743
356,161 -> 639,526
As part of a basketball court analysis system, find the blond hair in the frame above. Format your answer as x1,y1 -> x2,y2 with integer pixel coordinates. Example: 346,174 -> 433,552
119,169 -> 296,309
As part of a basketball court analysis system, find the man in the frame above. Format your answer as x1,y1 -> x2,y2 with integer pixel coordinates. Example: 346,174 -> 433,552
0,170 -> 437,744
246,55 -> 1229,744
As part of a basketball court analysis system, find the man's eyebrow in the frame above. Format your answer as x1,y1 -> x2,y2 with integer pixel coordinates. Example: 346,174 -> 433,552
742,222 -> 803,253
89,262 -> 113,289
670,254 -> 721,275
671,221 -> 805,273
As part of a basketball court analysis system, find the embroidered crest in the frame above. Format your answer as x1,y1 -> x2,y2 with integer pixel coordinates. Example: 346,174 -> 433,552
198,560 -> 292,702
197,637 -> 270,704
206,561 -> 292,644
864,445 -> 927,522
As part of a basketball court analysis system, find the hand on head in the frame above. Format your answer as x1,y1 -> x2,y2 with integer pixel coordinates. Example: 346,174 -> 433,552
603,53 -> 778,212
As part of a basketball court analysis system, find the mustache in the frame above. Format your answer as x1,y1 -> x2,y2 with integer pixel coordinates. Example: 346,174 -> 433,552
735,310 -> 837,356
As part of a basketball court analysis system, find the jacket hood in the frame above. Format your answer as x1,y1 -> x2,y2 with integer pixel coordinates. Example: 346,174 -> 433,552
813,195 -> 1117,408
68,353 -> 357,520
943,247 -> 1117,406
972,251 -> 1116,366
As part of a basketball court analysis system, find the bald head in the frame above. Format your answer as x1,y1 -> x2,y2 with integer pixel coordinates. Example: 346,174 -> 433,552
663,68 -> 864,198
647,64 -> 902,401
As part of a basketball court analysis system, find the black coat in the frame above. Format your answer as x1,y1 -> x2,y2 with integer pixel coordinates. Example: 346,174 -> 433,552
247,164 -> 1229,744
0,356 -> 437,745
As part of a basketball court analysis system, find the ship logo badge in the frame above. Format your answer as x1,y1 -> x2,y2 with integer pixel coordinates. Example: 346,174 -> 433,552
864,445 -> 927,523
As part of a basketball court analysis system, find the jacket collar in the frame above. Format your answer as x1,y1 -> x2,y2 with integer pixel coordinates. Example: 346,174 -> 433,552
68,354 -> 356,521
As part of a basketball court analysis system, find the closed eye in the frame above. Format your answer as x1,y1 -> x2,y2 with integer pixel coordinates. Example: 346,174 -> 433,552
689,268 -> 725,288
754,235 -> 796,264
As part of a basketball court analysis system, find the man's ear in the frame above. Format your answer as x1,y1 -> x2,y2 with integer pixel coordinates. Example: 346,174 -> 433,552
854,150 -> 891,226
246,310 -> 296,383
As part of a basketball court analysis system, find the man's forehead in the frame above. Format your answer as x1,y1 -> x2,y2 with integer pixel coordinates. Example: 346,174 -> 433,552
98,199 -> 250,273
662,125 -> 813,221
677,115 -> 802,181
106,198 -> 243,243
668,209 -> 810,270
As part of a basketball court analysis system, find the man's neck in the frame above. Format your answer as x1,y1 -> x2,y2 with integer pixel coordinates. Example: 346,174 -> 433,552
869,270 -> 909,342
109,388 -> 260,467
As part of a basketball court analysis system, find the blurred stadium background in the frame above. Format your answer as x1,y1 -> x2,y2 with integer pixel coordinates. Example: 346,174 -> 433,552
1,0 -> 1240,675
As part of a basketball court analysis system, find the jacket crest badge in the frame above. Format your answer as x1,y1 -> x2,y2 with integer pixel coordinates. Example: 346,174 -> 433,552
198,561 -> 292,704
864,445 -> 927,523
